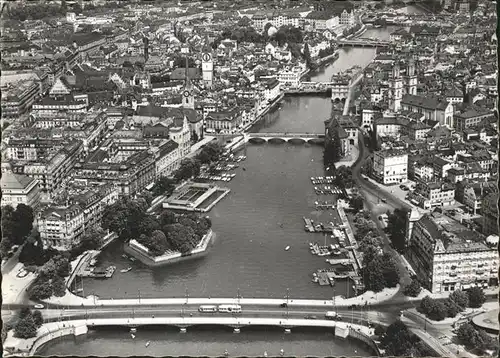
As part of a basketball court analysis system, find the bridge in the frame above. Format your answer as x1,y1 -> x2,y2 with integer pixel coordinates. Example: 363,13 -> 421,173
338,39 -> 390,48
245,132 -> 325,144
282,82 -> 334,95
343,71 -> 364,115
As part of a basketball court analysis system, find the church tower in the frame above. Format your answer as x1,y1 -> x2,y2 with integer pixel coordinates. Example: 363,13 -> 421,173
407,58 -> 417,95
391,61 -> 403,113
201,45 -> 214,88
182,57 -> 195,110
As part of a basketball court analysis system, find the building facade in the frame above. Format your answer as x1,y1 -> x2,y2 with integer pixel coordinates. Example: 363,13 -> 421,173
372,149 -> 408,185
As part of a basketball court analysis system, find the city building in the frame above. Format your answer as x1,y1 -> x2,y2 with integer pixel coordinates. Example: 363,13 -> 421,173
400,94 -> 454,128
0,172 -> 41,209
407,181 -> 455,209
36,184 -> 119,250
406,211 -> 498,293
372,149 -> 408,185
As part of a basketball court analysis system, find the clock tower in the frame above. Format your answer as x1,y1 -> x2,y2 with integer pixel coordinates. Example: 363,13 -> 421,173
182,57 -> 195,110
201,51 -> 213,88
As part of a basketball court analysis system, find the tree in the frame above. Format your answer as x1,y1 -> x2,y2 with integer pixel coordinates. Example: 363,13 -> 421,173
174,158 -> 201,181
443,298 -> 460,318
51,276 -> 67,297
427,300 -> 447,321
165,223 -> 197,253
19,307 -> 32,320
449,289 -> 469,310
102,197 -> 148,241
381,320 -> 418,356
403,278 -> 421,297
386,208 -> 409,252
361,256 -> 385,292
467,286 -> 486,308
380,253 -> 400,288
196,142 -> 224,164
30,282 -> 54,300
14,315 -> 38,339
152,177 -> 177,197
138,216 -> 161,237
159,210 -> 177,227
32,310 -> 43,328
146,230 -> 170,256
335,165 -> 354,188
1,205 -> 16,241
349,195 -> 364,212
0,238 -> 13,259
79,226 -> 106,251
419,296 -> 434,315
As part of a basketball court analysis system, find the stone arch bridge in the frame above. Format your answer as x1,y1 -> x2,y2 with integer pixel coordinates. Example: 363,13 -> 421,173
245,132 -> 325,145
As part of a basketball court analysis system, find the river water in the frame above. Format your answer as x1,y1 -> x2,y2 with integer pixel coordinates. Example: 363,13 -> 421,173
41,9 -> 426,355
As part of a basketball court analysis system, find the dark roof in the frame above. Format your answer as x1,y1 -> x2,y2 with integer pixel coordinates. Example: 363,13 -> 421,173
170,68 -> 202,81
401,94 -> 449,111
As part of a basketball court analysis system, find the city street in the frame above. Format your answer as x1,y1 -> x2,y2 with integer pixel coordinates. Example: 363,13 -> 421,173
351,135 -> 412,286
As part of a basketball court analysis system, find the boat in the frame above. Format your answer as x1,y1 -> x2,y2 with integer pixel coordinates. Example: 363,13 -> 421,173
131,334 -> 136,339
145,341 -> 150,347
285,246 -> 290,251
121,254 -> 128,259
120,267 -> 132,273
129,257 -> 136,262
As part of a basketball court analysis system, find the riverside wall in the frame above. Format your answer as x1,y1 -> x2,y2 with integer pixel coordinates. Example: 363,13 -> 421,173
348,327 -> 381,356
124,230 -> 214,267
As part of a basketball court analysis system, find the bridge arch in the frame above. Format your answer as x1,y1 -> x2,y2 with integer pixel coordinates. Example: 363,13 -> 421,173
288,138 -> 306,144
268,138 -> 286,144
248,138 -> 266,144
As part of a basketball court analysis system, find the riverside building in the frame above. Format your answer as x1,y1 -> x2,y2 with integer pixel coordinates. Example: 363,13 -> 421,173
406,211 -> 498,293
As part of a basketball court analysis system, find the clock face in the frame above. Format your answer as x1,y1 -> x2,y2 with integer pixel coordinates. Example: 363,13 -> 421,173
183,90 -> 191,98
202,53 -> 211,62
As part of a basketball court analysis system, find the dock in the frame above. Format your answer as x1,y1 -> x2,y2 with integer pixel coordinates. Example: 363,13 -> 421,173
303,217 -> 315,232
326,258 -> 352,265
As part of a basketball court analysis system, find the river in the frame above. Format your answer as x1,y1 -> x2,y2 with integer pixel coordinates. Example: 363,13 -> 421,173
40,10 -> 426,354
38,327 -> 373,357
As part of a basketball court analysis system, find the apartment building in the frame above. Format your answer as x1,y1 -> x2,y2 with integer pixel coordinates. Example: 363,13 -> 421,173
372,149 -> 408,184
406,212 -> 498,293
37,184 -> 119,250
408,181 -> 455,209
9,139 -> 84,198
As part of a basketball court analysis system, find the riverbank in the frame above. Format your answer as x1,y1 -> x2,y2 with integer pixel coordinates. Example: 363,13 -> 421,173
3,321 -> 88,357
124,229 -> 214,267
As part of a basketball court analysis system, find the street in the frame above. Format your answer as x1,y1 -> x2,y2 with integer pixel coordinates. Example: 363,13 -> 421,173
351,135 -> 412,286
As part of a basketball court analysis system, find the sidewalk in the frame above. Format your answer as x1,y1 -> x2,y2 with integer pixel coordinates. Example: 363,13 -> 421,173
42,285 -> 401,308
2,263 -> 36,305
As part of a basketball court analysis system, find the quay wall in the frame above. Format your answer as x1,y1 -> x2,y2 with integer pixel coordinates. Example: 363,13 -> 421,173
348,327 -> 381,356
124,230 -> 214,268
28,324 -> 88,356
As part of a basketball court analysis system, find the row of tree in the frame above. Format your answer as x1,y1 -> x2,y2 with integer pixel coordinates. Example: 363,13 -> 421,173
151,142 -> 225,197
385,208 -> 409,252
418,287 -> 486,321
1,204 -> 34,258
352,211 -> 400,292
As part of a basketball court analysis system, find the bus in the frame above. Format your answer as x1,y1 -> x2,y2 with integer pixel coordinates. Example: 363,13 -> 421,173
218,305 -> 242,313
198,305 -> 218,313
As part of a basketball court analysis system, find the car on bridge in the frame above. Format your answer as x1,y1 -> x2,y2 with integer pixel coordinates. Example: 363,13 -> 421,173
304,315 -> 318,320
